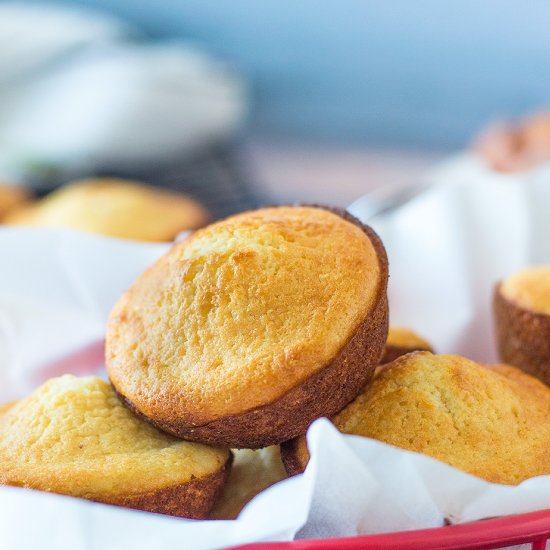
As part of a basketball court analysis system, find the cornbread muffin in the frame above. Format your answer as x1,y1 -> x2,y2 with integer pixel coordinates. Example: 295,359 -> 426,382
4,178 -> 208,241
107,205 -> 389,448
282,352 -> 550,485
211,446 -> 287,519
0,376 -> 231,518
494,266 -> 550,385
380,326 -> 433,364
475,112 -> 550,172
0,182 -> 31,220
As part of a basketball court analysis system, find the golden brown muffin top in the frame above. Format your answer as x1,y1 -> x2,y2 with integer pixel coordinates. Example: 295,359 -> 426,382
107,206 -> 383,424
0,376 -> 229,499
333,352 -> 550,485
378,326 -> 433,367
0,182 -> 31,220
386,326 -> 432,350
500,266 -> 550,315
4,178 -> 207,241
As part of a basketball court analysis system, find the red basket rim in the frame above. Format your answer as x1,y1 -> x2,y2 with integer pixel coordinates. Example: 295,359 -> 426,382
232,508 -> 550,550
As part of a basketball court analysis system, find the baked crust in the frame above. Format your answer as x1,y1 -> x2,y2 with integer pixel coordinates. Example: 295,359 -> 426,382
101,455 -> 232,519
494,282 -> 550,386
108,205 -> 389,448
280,436 -> 309,477
380,326 -> 433,365
4,453 -> 232,520
282,353 -> 550,483
0,376 -> 232,518
381,346 -> 416,365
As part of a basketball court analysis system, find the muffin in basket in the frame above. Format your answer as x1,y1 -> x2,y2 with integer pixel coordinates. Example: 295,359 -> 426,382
106,205 -> 389,448
0,375 -> 231,518
494,266 -> 550,386
380,326 -> 433,364
282,352 -> 550,485
4,177 -> 208,241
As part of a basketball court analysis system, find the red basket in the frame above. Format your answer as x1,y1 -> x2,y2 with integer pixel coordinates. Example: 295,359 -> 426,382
233,509 -> 550,550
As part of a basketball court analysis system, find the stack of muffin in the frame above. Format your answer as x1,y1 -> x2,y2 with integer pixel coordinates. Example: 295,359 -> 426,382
2,204 -> 550,520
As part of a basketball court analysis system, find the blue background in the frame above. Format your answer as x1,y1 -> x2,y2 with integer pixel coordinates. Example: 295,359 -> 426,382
57,0 -> 550,149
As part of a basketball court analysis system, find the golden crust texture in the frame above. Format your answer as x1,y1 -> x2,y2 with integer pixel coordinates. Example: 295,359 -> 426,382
4,178 -> 208,241
380,326 -> 433,364
282,352 -> 550,485
0,376 -> 231,518
0,183 -> 31,220
211,446 -> 287,519
107,205 -> 389,448
495,269 -> 550,386
500,266 -> 550,315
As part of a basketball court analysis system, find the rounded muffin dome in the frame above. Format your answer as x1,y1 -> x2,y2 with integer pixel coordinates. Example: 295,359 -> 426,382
282,352 -> 550,485
106,205 -> 389,447
380,325 -> 433,364
4,178 -> 208,241
500,266 -> 550,315
0,375 -> 231,518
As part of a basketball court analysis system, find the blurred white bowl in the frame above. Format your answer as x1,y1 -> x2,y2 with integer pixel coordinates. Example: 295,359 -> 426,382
0,3 -> 247,180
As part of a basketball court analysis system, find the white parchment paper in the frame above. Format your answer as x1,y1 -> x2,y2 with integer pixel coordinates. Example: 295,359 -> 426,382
2,158 -> 550,549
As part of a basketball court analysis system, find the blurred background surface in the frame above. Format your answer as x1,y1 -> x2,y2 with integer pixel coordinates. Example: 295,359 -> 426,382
2,0 -> 550,221
54,0 -> 550,148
